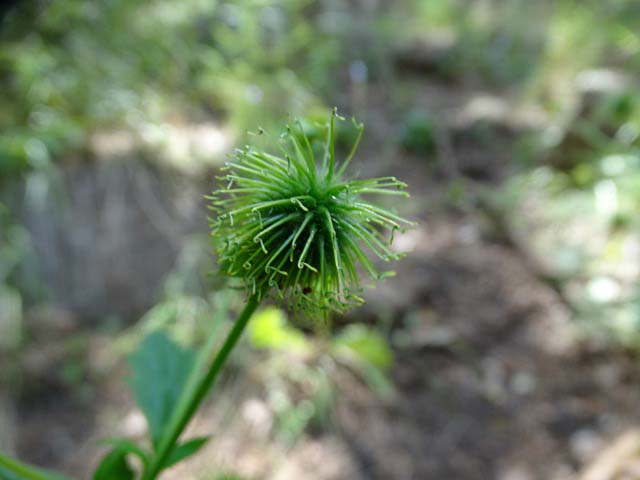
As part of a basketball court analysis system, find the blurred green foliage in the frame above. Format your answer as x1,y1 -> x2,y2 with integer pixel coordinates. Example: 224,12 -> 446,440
0,0 -> 344,176
212,475 -> 245,480
400,0 -> 640,90
399,111 -> 436,155
248,307 -> 393,443
405,0 -> 640,346
249,307 -> 309,353
0,204 -> 25,351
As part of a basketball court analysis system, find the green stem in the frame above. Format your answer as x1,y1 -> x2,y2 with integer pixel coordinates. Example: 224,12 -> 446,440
0,451 -> 69,480
143,295 -> 260,479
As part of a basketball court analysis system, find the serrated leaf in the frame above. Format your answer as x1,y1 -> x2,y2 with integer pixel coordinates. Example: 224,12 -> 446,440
93,448 -> 135,480
161,436 -> 209,469
128,332 -> 196,448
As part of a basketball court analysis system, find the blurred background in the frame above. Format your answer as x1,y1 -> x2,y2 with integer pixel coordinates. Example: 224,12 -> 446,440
1,0 -> 640,479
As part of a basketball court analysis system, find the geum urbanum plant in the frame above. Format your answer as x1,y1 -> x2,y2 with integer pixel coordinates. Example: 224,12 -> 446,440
212,109 -> 412,315
0,109 -> 413,480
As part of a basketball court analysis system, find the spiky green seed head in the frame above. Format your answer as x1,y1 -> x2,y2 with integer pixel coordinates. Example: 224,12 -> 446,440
208,109 -> 414,316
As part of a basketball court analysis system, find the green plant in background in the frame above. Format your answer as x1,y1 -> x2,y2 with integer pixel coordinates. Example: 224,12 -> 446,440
248,307 -> 394,444
400,111 -> 436,156
0,205 -> 25,353
0,0 -> 339,177
0,110 -> 412,479
399,0 -> 548,86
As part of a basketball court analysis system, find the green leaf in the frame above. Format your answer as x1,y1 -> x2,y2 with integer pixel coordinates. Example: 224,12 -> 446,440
331,324 -> 393,370
93,448 -> 135,480
100,438 -> 149,468
0,456 -> 71,480
128,332 -> 196,448
0,466 -> 23,480
248,308 -> 310,353
161,437 -> 209,469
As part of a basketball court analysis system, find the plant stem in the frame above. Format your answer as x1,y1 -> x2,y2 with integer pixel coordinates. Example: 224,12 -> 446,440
0,451 -> 69,480
143,295 -> 260,479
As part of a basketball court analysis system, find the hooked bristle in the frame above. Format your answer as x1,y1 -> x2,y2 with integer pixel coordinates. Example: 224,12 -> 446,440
209,109 -> 414,316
